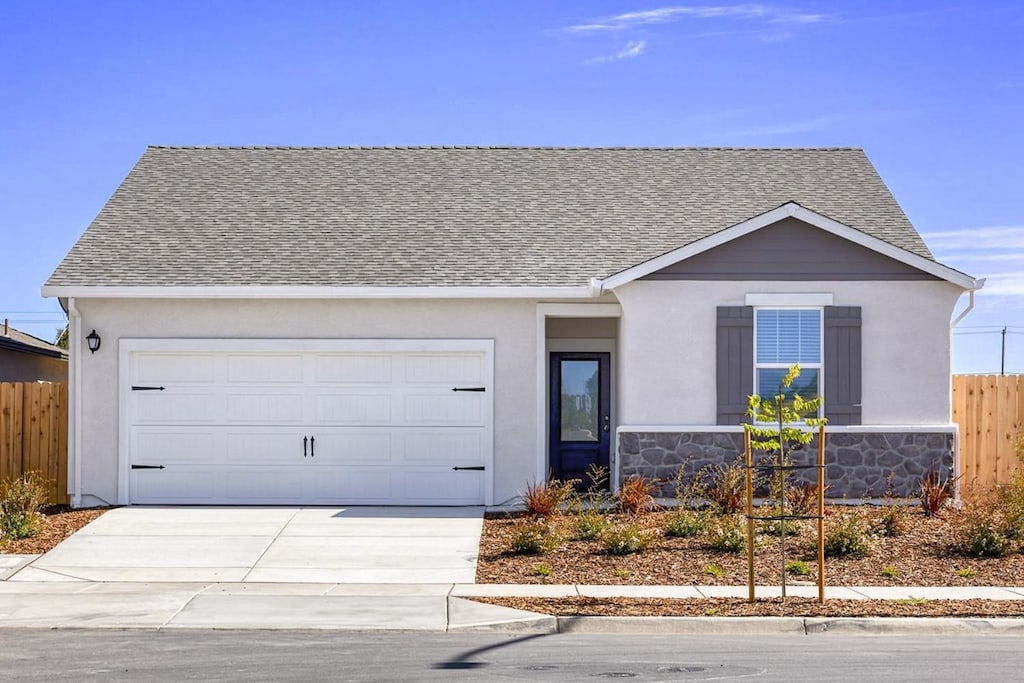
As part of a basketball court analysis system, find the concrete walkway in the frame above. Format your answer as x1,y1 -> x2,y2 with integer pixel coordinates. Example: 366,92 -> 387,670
0,581 -> 1022,632
8,506 -> 484,584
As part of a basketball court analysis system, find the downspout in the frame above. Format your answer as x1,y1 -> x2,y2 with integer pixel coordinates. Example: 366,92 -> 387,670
951,278 -> 984,329
68,297 -> 82,508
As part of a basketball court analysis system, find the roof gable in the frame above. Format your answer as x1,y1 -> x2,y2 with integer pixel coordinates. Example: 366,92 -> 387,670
596,203 -> 977,291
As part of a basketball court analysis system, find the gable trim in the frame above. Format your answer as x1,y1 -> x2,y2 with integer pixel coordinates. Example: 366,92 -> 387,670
593,203 -> 980,292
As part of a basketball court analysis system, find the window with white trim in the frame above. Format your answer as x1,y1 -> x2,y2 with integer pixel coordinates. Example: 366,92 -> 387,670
754,308 -> 822,414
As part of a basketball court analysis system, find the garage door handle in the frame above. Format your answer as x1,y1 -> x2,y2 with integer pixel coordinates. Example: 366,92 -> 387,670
452,387 -> 486,392
452,466 -> 485,471
132,465 -> 165,470
310,436 -> 315,457
131,385 -> 166,391
303,436 -> 308,457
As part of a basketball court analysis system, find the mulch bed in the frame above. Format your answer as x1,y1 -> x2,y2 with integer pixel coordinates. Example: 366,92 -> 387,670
474,596 -> 1024,618
0,505 -> 110,554
476,507 -> 1024,587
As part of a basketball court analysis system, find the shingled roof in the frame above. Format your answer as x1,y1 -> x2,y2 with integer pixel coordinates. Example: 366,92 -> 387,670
46,146 -> 934,289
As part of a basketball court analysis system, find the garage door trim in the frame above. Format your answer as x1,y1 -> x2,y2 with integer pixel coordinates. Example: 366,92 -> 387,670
117,338 -> 495,505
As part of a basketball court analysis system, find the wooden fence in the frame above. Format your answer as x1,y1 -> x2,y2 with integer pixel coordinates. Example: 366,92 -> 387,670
953,374 -> 1024,488
0,382 -> 68,505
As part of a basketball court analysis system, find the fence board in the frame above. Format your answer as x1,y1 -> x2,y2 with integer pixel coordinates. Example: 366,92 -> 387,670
954,375 -> 1024,488
0,382 -> 69,505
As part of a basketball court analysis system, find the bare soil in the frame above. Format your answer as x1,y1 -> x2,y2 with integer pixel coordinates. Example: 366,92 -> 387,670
476,507 -> 1024,587
0,506 -> 110,554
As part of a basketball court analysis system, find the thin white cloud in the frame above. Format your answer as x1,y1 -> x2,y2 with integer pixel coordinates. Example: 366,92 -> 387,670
567,5 -> 827,33
923,225 -> 1024,252
734,114 -> 842,136
587,40 -> 648,64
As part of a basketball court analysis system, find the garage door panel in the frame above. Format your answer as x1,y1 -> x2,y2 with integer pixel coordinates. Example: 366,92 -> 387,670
226,354 -> 304,383
133,429 -> 219,466
311,431 -> 395,465
225,392 -> 305,423
226,432 -> 307,464
402,430 -> 485,465
312,469 -> 393,501
132,468 -> 218,502
314,393 -> 392,424
134,392 -> 219,424
135,354 -> 218,384
226,469 -> 305,501
404,354 -> 484,384
401,470 -> 483,505
404,393 -> 483,424
315,355 -> 392,383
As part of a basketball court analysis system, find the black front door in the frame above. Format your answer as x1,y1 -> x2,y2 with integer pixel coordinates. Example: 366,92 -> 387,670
549,352 -> 611,487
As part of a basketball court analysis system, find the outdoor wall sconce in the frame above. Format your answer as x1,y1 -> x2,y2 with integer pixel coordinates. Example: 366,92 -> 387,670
86,329 -> 101,354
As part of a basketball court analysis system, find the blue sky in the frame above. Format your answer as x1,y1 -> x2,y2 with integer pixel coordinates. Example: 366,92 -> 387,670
1,1 -> 1021,372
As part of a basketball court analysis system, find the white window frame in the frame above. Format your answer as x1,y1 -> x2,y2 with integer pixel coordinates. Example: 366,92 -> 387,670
752,306 -> 824,419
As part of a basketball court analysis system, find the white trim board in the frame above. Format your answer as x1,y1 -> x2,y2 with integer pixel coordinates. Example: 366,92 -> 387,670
593,202 -> 981,292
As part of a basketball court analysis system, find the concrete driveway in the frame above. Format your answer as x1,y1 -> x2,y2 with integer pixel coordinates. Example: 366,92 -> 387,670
10,506 -> 484,584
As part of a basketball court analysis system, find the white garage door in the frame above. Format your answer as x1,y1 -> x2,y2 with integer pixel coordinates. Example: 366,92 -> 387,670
122,340 -> 492,505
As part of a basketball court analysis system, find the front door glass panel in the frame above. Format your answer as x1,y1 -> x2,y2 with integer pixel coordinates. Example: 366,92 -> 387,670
560,360 -> 599,442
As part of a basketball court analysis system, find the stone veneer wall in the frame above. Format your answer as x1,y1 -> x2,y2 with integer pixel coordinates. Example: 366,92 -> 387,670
618,430 -> 955,499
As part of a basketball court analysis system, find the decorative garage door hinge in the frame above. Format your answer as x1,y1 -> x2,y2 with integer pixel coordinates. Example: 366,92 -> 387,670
451,387 -> 486,392
131,465 -> 165,470
131,385 -> 166,391
452,466 -> 485,471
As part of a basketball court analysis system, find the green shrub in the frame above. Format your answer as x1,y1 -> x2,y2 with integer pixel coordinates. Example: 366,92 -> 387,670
664,509 -> 709,538
823,512 -> 870,558
785,560 -> 810,576
571,509 -> 610,541
509,520 -> 559,555
530,563 -> 553,577
961,517 -> 1012,558
881,565 -> 900,578
600,522 -> 653,555
956,567 -> 976,578
0,472 -> 49,540
703,563 -> 725,578
704,515 -> 746,553
759,508 -> 800,537
872,503 -> 910,538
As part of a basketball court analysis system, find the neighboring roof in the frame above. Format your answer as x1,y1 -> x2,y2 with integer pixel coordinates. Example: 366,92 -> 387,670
46,146 -> 957,291
0,322 -> 67,360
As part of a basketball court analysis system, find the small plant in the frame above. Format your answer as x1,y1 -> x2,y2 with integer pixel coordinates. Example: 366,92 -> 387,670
760,507 -> 800,537
600,521 -> 653,555
613,568 -> 631,579
664,508 -> 709,538
522,478 -> 577,518
785,560 -> 810,576
786,482 -> 826,517
703,563 -> 725,578
823,511 -> 870,558
530,563 -> 553,577
704,515 -> 746,553
956,567 -> 976,578
873,504 -> 910,538
881,565 -> 900,578
704,459 -> 747,514
918,467 -> 957,517
571,509 -> 610,541
0,472 -> 49,540
895,596 -> 928,607
960,516 -> 1012,558
618,475 -> 658,515
509,519 -> 559,555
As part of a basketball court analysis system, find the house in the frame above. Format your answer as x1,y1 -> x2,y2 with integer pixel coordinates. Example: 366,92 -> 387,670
0,319 -> 68,383
42,146 -> 981,508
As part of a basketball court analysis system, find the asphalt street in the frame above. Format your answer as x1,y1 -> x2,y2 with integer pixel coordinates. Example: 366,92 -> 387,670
1,630 -> 1022,682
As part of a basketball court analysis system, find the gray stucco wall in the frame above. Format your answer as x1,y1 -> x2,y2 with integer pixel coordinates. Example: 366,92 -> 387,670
0,349 -> 68,383
619,429 -> 955,499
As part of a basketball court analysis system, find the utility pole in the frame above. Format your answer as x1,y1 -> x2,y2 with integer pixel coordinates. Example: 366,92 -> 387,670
1002,327 -> 1007,376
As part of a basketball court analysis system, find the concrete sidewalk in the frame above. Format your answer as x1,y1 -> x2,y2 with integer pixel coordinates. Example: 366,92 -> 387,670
0,580 -> 1022,633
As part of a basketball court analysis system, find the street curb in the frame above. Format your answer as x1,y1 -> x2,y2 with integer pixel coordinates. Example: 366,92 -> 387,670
553,615 -> 1024,636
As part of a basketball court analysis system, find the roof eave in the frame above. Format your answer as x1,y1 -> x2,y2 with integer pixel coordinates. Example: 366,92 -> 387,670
40,285 -> 599,300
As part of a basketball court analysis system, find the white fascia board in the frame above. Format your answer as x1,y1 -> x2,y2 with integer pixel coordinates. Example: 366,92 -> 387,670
595,202 -> 981,292
41,285 -> 596,300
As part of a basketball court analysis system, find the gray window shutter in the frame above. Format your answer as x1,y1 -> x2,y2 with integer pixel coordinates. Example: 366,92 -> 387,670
824,306 -> 862,425
716,306 -> 753,425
